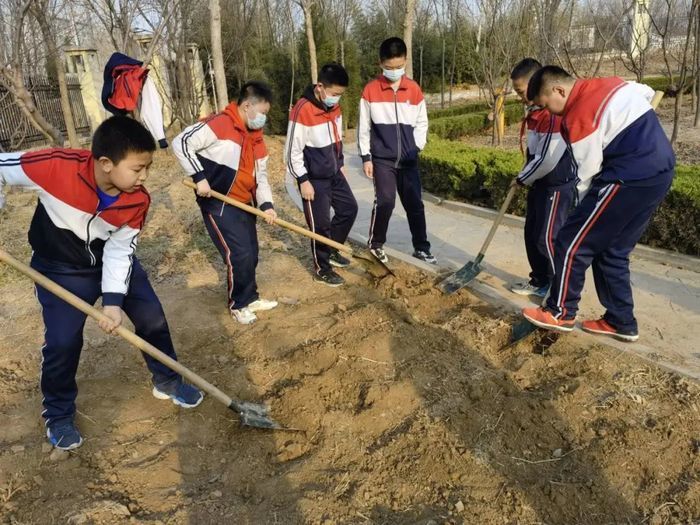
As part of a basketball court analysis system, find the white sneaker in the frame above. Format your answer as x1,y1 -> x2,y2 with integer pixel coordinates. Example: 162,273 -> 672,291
248,298 -> 278,312
510,281 -> 549,298
231,307 -> 257,325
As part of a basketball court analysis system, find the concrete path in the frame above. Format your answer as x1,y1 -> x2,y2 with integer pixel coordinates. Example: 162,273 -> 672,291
286,142 -> 700,381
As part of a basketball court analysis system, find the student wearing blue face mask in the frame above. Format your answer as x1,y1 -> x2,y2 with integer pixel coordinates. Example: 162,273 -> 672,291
173,81 -> 279,325
284,63 -> 358,286
358,37 -> 435,265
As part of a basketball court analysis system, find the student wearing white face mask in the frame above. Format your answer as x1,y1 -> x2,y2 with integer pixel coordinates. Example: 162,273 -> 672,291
358,37 -> 435,265
173,81 -> 279,325
285,63 -> 358,287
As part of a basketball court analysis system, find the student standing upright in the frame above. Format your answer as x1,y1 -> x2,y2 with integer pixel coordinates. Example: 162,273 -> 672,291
358,37 -> 436,265
285,63 -> 358,286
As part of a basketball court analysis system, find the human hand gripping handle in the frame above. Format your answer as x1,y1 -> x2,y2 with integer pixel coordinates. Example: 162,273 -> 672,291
99,305 -> 123,334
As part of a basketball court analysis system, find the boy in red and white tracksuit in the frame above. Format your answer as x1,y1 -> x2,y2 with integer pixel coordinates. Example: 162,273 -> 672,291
358,37 -> 435,265
285,63 -> 358,287
523,67 -> 675,341
509,58 -> 575,299
173,81 -> 278,325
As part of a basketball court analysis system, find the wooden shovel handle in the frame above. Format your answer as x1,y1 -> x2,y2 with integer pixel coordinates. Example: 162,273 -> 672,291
182,179 -> 353,255
477,184 -> 518,256
0,248 -> 233,408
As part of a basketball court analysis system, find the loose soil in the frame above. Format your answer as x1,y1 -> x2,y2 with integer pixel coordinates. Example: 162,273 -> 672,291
1,138 -> 698,525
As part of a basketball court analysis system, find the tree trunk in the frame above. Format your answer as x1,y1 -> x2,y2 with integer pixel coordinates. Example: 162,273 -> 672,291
671,2 -> 696,143
210,0 -> 228,110
440,38 -> 445,109
695,5 -> 700,127
31,1 -> 77,147
301,0 -> 318,84
403,0 -> 416,79
419,44 -> 423,86
340,40 -> 345,67
448,38 -> 457,107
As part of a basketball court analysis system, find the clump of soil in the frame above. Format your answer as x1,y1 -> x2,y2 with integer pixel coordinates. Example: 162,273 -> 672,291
1,138 -> 698,524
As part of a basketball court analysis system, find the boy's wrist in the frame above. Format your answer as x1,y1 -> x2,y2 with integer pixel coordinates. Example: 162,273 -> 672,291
296,174 -> 309,183
361,154 -> 371,163
260,202 -> 274,211
102,292 -> 125,308
191,172 -> 207,183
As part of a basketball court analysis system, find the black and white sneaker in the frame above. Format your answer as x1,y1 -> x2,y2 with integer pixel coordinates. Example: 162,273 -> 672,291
369,247 -> 389,264
413,250 -> 437,265
314,270 -> 345,287
329,250 -> 351,268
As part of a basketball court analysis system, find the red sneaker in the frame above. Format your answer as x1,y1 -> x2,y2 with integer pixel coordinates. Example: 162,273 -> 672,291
522,307 -> 575,333
581,318 -> 639,342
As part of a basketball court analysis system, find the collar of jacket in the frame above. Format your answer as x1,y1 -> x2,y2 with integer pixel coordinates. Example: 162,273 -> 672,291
222,102 -> 264,140
377,74 -> 408,91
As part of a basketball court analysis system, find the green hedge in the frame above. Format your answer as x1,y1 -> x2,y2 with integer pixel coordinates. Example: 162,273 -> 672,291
428,99 -> 520,119
429,103 -> 525,140
643,76 -> 695,97
421,135 -> 700,256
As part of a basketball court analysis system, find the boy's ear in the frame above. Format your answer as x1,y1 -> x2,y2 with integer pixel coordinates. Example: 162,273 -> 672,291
553,84 -> 567,98
97,156 -> 115,173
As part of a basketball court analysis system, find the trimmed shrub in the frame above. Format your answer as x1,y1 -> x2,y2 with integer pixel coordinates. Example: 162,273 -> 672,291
421,135 -> 700,256
643,76 -> 695,97
428,99 -> 521,119
429,103 -> 525,140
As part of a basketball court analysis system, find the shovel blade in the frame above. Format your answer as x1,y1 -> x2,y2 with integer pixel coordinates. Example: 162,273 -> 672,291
229,400 -> 284,430
510,319 -> 538,343
438,262 -> 481,294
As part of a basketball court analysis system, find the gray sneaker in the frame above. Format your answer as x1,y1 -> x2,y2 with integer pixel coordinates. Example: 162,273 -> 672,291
369,247 -> 388,264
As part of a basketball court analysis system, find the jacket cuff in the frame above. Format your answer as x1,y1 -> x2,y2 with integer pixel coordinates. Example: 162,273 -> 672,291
296,174 -> 309,184
158,138 -> 168,149
361,154 -> 371,163
191,171 -> 207,183
102,292 -> 125,308
516,177 -> 529,187
259,202 -> 274,211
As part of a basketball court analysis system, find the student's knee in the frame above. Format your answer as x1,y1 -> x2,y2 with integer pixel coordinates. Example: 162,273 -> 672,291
133,303 -> 169,335
375,193 -> 395,211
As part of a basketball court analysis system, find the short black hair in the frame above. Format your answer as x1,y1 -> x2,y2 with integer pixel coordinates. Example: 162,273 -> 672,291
318,63 -> 349,87
379,37 -> 407,61
91,115 -> 155,164
238,80 -> 273,105
527,65 -> 573,101
510,58 -> 542,81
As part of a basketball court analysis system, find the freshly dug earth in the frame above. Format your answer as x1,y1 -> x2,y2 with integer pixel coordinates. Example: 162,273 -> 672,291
1,138 -> 699,525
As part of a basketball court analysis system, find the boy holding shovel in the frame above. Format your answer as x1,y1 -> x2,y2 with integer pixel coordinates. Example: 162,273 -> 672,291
522,67 -> 675,342
173,81 -> 279,325
509,58 -> 575,299
0,116 -> 204,451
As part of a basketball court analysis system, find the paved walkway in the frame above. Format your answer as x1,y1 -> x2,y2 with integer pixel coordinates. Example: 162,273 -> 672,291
286,143 -> 700,381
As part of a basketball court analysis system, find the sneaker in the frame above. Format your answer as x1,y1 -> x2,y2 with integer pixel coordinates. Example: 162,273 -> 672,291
153,380 -> 204,408
369,247 -> 389,264
413,250 -> 438,265
313,270 -> 345,287
581,318 -> 639,342
329,250 -> 351,268
511,281 -> 549,298
46,420 -> 83,450
248,298 -> 278,313
522,307 -> 575,333
231,307 -> 257,325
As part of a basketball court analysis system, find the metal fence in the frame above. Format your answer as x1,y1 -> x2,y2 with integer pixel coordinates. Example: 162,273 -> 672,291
0,73 -> 91,152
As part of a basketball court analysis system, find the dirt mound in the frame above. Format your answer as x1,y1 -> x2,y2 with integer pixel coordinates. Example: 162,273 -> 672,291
1,139 -> 698,524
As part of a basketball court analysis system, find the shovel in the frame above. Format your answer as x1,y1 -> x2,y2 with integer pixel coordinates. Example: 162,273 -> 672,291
438,184 -> 518,294
182,179 -> 393,277
0,248 -> 286,431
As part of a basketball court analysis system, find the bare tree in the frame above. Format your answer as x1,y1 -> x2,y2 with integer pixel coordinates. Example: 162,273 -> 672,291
30,0 -> 78,147
0,0 -> 63,146
210,0 -> 228,109
403,0 -> 416,78
297,0 -> 319,84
